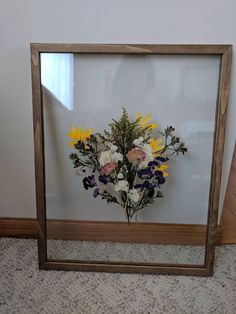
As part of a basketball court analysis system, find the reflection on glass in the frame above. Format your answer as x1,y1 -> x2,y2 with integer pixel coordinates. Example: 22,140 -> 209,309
42,53 -> 220,265
41,53 -> 74,110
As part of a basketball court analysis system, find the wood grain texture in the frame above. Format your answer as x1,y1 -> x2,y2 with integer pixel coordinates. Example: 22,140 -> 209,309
41,260 -> 210,276
30,43 -> 232,54
221,143 -> 236,243
205,46 -> 232,273
0,218 -> 223,245
46,220 -> 223,245
31,44 -> 47,265
0,218 -> 38,238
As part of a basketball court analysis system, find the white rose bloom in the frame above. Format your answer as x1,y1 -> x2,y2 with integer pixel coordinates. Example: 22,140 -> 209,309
128,188 -> 140,203
115,180 -> 129,192
133,136 -> 144,147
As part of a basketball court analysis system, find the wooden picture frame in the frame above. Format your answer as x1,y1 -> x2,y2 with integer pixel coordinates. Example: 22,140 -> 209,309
31,43 -> 232,276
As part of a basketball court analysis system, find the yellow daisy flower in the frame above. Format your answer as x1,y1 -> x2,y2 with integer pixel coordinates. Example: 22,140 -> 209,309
67,127 -> 93,147
136,112 -> 157,130
149,138 -> 165,157
155,164 -> 169,177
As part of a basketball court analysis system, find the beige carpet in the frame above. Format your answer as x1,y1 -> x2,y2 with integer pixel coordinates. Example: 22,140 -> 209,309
0,238 -> 235,314
47,239 -> 205,264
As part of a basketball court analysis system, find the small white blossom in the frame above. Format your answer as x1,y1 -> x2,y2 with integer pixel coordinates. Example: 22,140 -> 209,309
128,188 -> 140,203
117,172 -> 124,179
139,143 -> 154,168
142,143 -> 153,155
110,144 -> 118,152
115,180 -> 129,192
112,152 -> 123,163
133,136 -> 144,147
99,151 -> 112,166
105,141 -> 112,148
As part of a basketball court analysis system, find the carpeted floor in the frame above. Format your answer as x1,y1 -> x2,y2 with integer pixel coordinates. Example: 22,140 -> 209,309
47,239 -> 205,264
0,238 -> 235,314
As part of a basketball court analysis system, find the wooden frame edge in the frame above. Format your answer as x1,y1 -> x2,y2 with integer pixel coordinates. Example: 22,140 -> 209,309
31,44 -> 47,266
205,46 -> 232,273
30,43 -> 232,275
39,260 -> 212,276
30,43 -> 232,54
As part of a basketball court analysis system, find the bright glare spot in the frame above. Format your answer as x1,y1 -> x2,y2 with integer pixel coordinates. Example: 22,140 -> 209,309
41,53 -> 74,110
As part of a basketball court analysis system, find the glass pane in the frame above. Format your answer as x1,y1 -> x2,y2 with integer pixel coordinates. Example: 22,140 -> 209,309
47,240 -> 205,264
41,53 -> 220,265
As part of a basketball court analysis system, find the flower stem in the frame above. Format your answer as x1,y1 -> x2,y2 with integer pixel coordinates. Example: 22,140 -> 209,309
123,196 -> 130,224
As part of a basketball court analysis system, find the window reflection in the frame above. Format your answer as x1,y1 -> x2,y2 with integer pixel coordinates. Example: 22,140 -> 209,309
41,53 -> 74,110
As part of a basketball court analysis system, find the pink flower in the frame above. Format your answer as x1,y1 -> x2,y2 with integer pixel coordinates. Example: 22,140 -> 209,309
127,148 -> 146,163
100,162 -> 118,175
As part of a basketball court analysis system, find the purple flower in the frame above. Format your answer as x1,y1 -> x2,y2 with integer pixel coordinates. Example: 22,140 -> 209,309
137,167 -> 153,179
82,175 -> 96,190
156,157 -> 169,162
154,171 -> 166,185
148,160 -> 159,167
98,174 -> 114,185
135,180 -> 154,191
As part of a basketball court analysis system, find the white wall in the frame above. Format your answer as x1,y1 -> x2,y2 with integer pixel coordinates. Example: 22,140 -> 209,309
0,0 -> 235,221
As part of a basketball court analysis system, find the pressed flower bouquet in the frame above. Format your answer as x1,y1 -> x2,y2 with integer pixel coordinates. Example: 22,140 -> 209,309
68,109 -> 187,223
